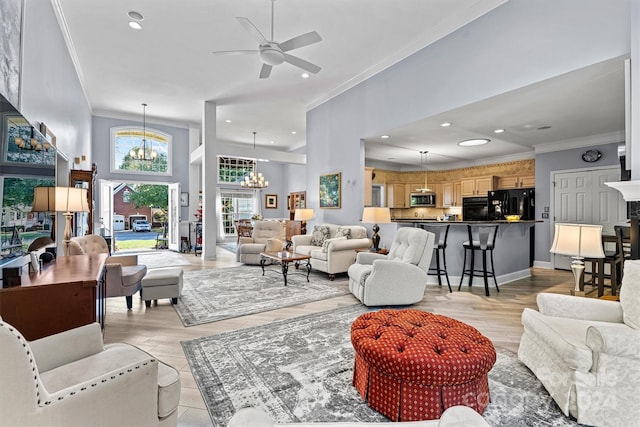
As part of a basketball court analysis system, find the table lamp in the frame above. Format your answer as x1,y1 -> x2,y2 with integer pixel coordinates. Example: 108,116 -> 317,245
34,187 -> 89,255
362,207 -> 391,251
32,187 -> 57,240
549,223 -> 605,295
294,208 -> 314,234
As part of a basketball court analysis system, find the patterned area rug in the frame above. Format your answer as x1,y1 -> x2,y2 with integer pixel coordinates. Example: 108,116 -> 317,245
182,305 -> 581,427
174,266 -> 352,326
136,250 -> 191,269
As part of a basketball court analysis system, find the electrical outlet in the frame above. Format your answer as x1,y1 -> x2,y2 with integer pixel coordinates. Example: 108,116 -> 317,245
541,212 -> 549,219
544,206 -> 549,213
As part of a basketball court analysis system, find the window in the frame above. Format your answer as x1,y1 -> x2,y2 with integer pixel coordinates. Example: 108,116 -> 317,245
110,126 -> 172,175
123,189 -> 130,203
218,156 -> 254,184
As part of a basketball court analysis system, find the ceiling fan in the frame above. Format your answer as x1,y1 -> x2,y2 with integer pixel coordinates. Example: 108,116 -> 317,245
213,0 -> 322,79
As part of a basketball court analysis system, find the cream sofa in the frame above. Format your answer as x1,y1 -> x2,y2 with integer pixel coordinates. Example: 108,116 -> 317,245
518,259 -> 640,427
0,318 -> 180,426
237,220 -> 284,265
227,405 -> 490,427
291,224 -> 371,280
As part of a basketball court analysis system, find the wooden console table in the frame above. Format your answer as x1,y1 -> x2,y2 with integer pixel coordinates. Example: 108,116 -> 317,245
0,254 -> 107,340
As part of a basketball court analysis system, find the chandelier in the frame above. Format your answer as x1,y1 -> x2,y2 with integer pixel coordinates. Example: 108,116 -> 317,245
129,103 -> 157,161
241,132 -> 269,188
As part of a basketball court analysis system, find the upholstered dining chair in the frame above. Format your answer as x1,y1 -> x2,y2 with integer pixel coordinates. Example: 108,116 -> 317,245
347,227 -> 435,306
68,234 -> 147,309
0,317 -> 180,426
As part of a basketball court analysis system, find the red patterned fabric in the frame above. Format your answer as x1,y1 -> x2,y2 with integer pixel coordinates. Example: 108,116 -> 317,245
351,309 -> 496,421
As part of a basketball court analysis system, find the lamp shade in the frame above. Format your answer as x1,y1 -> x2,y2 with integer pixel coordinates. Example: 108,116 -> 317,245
550,223 -> 605,258
294,208 -> 315,221
32,186 -> 89,213
605,180 -> 640,201
362,207 -> 391,224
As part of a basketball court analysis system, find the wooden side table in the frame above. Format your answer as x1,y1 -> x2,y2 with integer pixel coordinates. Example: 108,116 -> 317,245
355,248 -> 389,255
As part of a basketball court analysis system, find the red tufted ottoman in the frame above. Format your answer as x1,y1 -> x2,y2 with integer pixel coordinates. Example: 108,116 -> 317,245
350,309 -> 496,421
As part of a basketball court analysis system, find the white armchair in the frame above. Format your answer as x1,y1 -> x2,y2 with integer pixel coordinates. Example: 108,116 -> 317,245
237,220 -> 284,265
347,227 -> 435,306
518,259 -> 640,427
0,318 -> 180,427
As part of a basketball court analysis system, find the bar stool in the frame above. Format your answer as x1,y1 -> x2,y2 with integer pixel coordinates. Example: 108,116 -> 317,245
459,224 -> 499,296
423,224 -> 452,292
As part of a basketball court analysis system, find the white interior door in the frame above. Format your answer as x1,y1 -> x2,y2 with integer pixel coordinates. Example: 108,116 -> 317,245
98,179 -> 114,236
552,166 -> 625,269
168,182 -> 180,251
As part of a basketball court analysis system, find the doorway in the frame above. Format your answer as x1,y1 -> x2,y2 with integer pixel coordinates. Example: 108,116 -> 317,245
220,190 -> 256,240
551,166 -> 626,269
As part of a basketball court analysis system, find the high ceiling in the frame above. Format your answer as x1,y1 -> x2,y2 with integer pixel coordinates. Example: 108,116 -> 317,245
54,0 -> 625,168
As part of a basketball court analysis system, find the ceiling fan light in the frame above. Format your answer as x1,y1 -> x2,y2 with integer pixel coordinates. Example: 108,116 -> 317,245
260,47 -> 285,65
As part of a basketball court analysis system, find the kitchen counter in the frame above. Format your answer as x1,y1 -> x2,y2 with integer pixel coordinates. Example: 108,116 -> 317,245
386,220 -> 538,287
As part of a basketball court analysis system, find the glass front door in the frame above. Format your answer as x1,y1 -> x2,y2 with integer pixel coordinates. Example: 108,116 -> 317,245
220,191 -> 255,237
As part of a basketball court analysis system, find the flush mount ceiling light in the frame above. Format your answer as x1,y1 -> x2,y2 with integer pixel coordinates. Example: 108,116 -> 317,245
458,138 -> 490,147
128,21 -> 142,30
440,122 -> 452,127
494,129 -> 505,134
127,11 -> 143,30
381,135 -> 389,139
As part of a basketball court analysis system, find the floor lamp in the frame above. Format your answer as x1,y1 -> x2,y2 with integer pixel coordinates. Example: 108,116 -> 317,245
549,223 -> 605,296
362,207 -> 391,251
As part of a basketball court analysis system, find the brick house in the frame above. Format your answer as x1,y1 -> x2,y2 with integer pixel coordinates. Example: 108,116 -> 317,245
113,184 -> 153,229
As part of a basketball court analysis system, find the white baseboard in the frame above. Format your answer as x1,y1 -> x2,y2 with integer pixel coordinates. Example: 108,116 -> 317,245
428,268 -> 531,287
533,260 -> 553,269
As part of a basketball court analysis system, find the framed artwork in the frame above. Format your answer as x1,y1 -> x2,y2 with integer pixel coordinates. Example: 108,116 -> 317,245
180,192 -> 189,207
319,172 -> 341,209
0,0 -> 23,109
265,194 -> 278,209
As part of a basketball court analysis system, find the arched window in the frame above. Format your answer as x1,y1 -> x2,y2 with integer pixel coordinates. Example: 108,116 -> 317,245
110,126 -> 172,175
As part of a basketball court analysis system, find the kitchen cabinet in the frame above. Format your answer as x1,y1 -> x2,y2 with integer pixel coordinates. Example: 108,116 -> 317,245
364,167 -> 374,206
460,176 -> 497,197
441,181 -> 462,207
497,175 -> 535,190
387,184 -> 406,208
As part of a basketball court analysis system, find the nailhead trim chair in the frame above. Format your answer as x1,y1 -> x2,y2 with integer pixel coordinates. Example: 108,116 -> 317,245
0,317 -> 180,426
351,309 -> 496,421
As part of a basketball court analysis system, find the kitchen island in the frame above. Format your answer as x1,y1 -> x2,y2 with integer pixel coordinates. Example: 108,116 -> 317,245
392,220 -> 539,287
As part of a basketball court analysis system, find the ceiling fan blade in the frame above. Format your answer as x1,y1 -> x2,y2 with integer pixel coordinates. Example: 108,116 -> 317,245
259,63 -> 273,79
212,50 -> 259,55
283,53 -> 321,74
278,31 -> 322,52
236,17 -> 268,44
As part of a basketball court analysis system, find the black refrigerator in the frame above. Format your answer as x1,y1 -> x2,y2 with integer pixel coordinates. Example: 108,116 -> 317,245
488,188 -> 535,221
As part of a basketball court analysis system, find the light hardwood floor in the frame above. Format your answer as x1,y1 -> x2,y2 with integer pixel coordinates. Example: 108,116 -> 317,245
103,246 -> 581,427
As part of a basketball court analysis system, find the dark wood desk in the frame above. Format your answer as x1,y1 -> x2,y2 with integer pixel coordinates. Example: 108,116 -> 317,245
0,254 -> 107,340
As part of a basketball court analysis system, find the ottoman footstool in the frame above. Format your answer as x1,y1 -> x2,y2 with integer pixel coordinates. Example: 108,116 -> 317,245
141,267 -> 183,307
351,309 -> 496,421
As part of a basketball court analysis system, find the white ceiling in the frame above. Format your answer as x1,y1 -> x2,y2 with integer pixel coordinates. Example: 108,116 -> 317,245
54,0 -> 625,168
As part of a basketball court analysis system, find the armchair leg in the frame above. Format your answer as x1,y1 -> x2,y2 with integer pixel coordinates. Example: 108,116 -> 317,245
126,295 -> 133,310
145,300 -> 151,308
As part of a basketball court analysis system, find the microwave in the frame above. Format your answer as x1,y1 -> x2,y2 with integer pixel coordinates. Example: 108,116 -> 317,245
410,193 -> 436,207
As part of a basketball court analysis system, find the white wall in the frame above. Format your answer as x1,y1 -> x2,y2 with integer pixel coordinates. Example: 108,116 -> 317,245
305,0 -> 631,259
20,0 -> 91,164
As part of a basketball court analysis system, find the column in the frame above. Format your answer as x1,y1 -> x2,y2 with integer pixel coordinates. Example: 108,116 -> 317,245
202,101 -> 217,260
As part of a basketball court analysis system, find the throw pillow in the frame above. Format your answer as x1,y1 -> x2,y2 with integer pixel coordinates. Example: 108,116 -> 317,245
310,225 -> 330,246
335,226 -> 352,239
322,236 -> 347,252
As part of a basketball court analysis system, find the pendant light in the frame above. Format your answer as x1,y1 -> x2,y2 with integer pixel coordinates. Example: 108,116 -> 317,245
129,103 -> 157,161
241,132 -> 269,188
415,150 -> 432,193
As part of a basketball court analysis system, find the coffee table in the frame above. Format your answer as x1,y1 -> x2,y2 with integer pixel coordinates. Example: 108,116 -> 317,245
260,251 -> 312,286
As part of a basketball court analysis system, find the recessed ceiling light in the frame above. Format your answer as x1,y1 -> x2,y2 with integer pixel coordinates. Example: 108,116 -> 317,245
458,138 -> 490,147
128,21 -> 142,30
225,119 -> 232,123
128,11 -> 144,20
381,135 -> 389,139
270,141 -> 275,144
291,131 -> 296,134
494,129 -> 505,134
440,122 -> 452,127
301,73 -> 309,79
